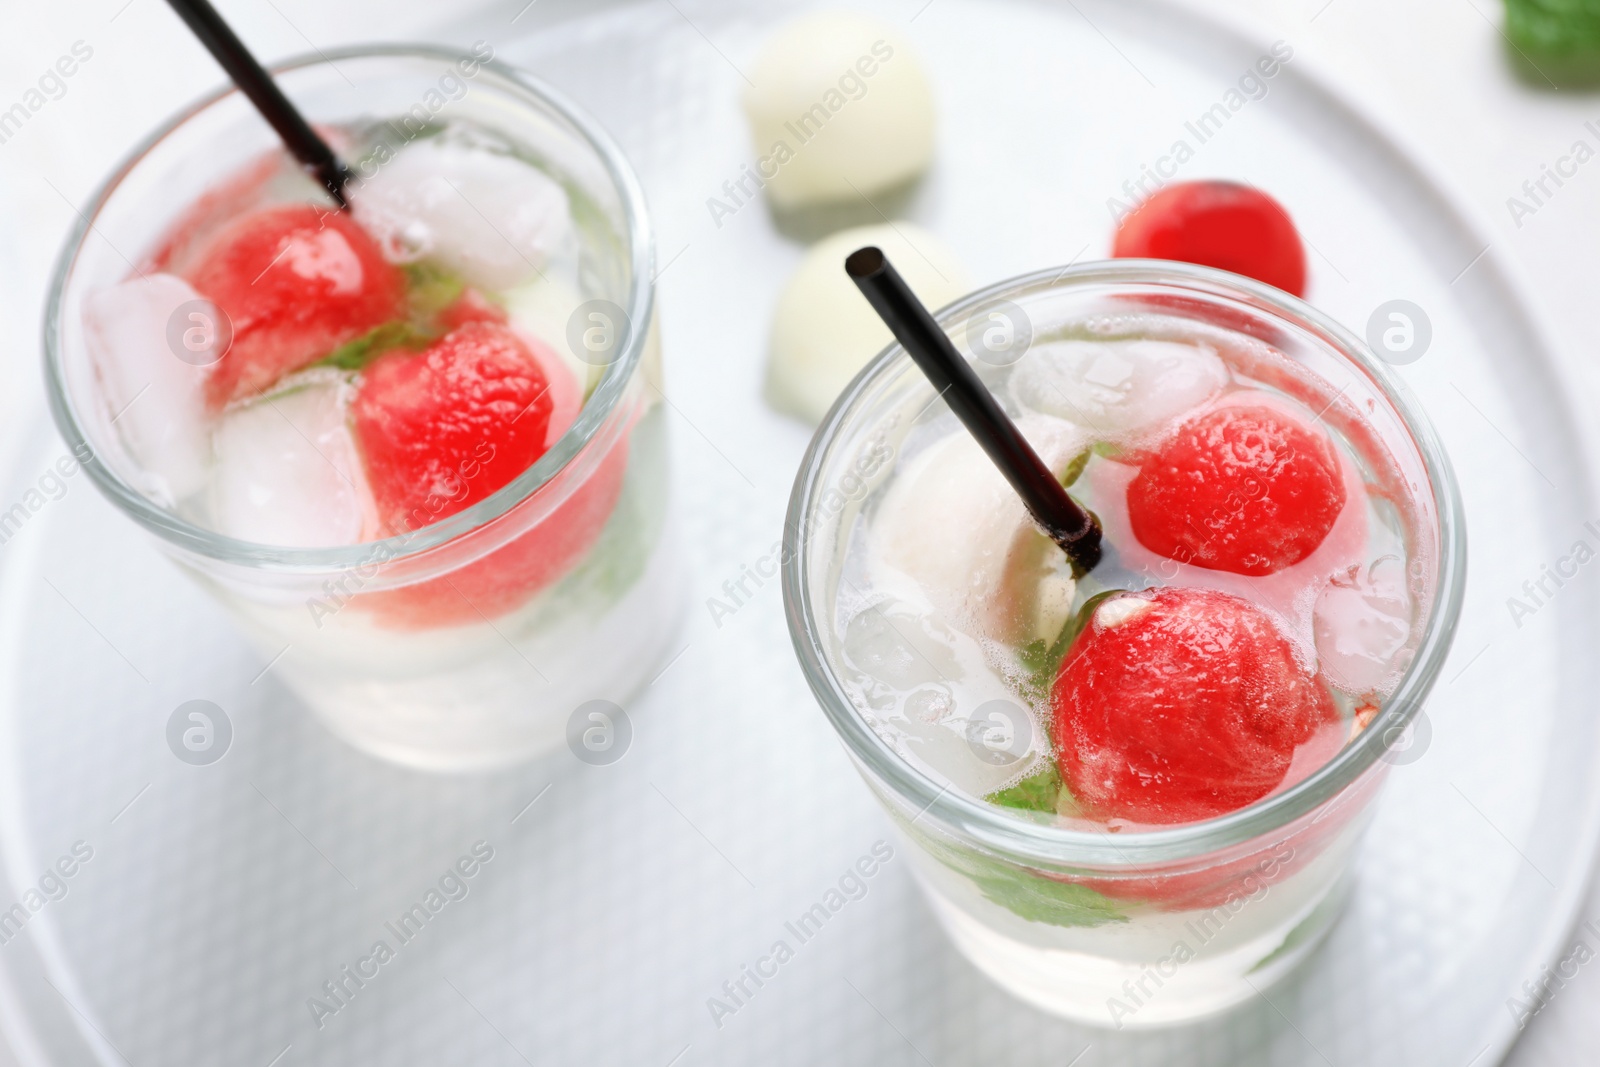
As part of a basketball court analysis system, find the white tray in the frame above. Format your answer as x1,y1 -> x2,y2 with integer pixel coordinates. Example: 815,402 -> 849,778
1,0 -> 1598,1064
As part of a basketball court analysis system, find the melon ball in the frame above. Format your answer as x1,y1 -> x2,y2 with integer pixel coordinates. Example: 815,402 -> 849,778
765,223 -> 970,424
742,12 -> 936,209
870,413 -> 1091,646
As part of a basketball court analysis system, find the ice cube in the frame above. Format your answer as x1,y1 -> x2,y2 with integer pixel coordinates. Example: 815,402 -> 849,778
208,373 -> 373,547
1010,338 -> 1227,441
904,685 -> 955,724
81,274 -> 215,505
351,136 -> 574,291
841,592 -> 1048,796
842,599 -> 962,690
904,711 -> 1038,797
869,414 -> 1088,644
1313,557 -> 1414,695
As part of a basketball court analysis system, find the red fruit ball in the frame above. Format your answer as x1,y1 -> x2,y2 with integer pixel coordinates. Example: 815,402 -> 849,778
352,321 -> 556,533
1051,588 -> 1337,825
1126,403 -> 1345,577
187,204 -> 405,408
1113,181 -> 1307,296
350,321 -> 626,626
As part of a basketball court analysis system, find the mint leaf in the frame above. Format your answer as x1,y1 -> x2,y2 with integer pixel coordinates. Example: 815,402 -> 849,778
969,869 -> 1127,928
1021,588 -> 1126,703
1017,638 -> 1052,677
1506,0 -> 1600,55
303,262 -> 473,373
403,261 -> 466,321
1058,589 -> 1123,651
1060,448 -> 1091,488
988,764 -> 1063,814
316,321 -> 431,372
906,824 -> 1126,929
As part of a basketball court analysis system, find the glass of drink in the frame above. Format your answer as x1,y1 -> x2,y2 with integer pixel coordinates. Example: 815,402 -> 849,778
782,260 -> 1464,1027
45,45 -> 682,771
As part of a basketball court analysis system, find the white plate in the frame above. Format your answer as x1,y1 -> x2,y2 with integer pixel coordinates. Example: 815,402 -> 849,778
1,1 -> 1597,1064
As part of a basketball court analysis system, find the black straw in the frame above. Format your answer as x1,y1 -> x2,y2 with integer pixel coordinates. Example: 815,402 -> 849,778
846,247 -> 1101,574
164,0 -> 351,208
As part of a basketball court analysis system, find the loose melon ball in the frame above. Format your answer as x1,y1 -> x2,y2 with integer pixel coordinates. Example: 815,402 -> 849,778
764,222 -> 969,424
742,12 -> 936,209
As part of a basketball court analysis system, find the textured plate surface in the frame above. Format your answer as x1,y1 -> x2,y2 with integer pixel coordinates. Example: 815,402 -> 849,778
0,0 -> 1597,1064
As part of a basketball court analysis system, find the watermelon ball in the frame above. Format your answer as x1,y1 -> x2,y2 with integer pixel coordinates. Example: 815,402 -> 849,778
1126,403 -> 1345,577
1113,181 -> 1307,297
1051,587 -> 1337,825
352,321 -> 557,534
350,321 -> 626,625
187,203 -> 405,408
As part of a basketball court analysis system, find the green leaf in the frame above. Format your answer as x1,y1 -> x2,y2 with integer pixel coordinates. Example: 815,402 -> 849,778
403,261 -> 467,321
1017,638 -> 1051,677
1506,0 -> 1600,55
906,823 -> 1126,929
969,869 -> 1127,928
1021,588 -> 1126,703
1059,448 -> 1091,488
315,321 -> 431,372
304,261 -> 480,373
988,764 -> 1064,814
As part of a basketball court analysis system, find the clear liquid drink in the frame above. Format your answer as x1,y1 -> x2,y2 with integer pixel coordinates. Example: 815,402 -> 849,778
783,262 -> 1464,1026
46,47 -> 682,770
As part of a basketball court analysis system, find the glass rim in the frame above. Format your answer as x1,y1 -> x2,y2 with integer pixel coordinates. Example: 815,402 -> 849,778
781,259 -> 1468,868
41,43 -> 655,572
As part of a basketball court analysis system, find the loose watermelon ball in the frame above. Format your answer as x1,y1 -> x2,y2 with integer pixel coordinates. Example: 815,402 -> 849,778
1051,588 -> 1337,824
1113,181 -> 1307,297
187,203 -> 405,408
1126,403 -> 1345,576
350,321 -> 626,625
